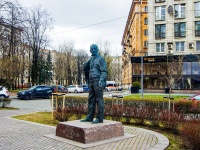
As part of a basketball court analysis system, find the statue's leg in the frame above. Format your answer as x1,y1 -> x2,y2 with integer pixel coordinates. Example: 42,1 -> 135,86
94,81 -> 104,122
86,83 -> 96,120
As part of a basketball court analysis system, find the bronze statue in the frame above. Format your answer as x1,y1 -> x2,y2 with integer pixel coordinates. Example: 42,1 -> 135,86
81,44 -> 107,124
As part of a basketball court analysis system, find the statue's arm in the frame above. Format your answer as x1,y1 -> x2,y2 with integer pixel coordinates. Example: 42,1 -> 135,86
99,58 -> 107,88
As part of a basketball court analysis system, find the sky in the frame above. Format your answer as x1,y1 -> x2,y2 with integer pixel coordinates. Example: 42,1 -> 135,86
18,0 -> 132,55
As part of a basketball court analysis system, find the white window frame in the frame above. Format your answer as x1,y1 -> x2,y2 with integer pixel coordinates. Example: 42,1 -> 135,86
175,42 -> 184,52
196,41 -> 200,51
156,43 -> 165,52
174,4 -> 185,19
195,2 -> 200,17
156,6 -> 166,20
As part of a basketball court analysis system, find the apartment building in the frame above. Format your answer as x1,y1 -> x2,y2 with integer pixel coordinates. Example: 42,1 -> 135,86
121,0 -> 148,88
122,0 -> 200,92
148,0 -> 200,56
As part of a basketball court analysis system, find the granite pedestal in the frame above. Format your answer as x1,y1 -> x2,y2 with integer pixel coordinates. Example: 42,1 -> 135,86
56,119 -> 124,144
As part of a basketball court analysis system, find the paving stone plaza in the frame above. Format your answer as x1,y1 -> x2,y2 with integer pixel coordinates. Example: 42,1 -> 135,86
0,110 -> 169,150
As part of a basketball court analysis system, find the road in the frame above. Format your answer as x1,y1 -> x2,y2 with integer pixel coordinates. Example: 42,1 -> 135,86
9,90 -> 130,112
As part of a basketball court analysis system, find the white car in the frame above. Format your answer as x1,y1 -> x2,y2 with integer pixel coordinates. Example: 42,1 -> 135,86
0,86 -> 10,98
67,85 -> 83,93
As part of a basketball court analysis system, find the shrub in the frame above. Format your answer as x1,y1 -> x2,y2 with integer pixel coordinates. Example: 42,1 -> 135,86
132,81 -> 140,88
53,106 -> 73,121
160,110 -> 184,133
180,119 -> 200,150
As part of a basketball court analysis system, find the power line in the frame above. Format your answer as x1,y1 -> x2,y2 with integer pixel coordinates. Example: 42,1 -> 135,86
48,16 -> 128,35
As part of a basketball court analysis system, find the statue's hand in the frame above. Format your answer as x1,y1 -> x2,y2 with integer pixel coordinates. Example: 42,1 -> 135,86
99,80 -> 103,87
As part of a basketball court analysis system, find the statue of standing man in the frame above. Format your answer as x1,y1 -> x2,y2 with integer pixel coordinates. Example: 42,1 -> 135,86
81,44 -> 107,124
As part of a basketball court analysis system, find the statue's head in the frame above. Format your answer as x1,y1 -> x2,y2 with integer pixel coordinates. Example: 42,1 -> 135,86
90,44 -> 99,56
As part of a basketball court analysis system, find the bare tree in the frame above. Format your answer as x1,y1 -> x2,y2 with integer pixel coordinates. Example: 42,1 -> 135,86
97,40 -> 113,80
23,5 -> 53,85
54,40 -> 76,86
75,49 -> 88,85
0,0 -> 26,88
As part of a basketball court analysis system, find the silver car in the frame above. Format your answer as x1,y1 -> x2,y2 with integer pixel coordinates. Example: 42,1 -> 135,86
67,85 -> 83,93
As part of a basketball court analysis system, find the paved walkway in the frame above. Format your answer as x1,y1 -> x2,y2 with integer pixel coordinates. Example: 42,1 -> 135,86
0,110 -> 169,150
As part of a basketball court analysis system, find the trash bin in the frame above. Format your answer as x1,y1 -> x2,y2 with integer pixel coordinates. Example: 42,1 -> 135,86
165,88 -> 170,93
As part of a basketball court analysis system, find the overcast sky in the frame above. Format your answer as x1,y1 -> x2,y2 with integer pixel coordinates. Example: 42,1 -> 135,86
18,0 -> 132,55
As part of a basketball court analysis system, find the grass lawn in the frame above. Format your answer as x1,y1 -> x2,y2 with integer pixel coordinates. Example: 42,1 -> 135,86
0,107 -> 19,110
12,111 -> 186,150
124,93 -> 188,100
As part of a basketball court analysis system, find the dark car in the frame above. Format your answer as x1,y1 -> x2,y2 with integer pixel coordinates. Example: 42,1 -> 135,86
17,85 -> 53,100
52,85 -> 68,93
82,84 -> 89,92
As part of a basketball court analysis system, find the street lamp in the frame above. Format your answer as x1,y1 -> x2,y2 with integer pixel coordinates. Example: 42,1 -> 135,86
141,53 -> 144,99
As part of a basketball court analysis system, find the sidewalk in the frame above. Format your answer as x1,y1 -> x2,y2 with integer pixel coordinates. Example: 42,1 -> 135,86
0,110 -> 169,150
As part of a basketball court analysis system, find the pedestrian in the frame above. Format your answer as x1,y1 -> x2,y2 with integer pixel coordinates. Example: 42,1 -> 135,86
81,44 -> 107,124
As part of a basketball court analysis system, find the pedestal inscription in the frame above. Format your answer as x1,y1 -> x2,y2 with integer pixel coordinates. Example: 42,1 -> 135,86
56,120 -> 124,144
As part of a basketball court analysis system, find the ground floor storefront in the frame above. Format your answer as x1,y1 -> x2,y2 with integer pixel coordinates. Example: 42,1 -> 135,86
131,54 -> 200,92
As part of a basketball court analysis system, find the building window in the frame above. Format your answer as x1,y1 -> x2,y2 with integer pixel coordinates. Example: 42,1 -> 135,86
174,4 -> 185,19
175,42 -> 184,52
144,29 -> 148,36
174,22 -> 186,37
155,24 -> 166,39
195,21 -> 200,36
144,41 -> 148,48
155,0 -> 165,2
156,43 -> 164,52
196,41 -> 200,51
195,2 -> 200,17
144,18 -> 148,25
155,6 -> 165,20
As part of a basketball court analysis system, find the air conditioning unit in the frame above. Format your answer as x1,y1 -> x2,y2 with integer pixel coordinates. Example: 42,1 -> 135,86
168,44 -> 173,50
189,43 -> 194,49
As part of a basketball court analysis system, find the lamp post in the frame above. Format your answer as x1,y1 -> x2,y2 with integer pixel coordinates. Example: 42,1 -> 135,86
141,53 -> 144,98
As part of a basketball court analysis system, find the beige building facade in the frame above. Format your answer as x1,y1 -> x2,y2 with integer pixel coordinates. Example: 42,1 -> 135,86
121,0 -> 148,88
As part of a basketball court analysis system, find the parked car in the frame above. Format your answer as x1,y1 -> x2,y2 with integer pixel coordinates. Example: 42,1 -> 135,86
186,93 -> 200,100
82,84 -> 89,92
17,85 -> 53,100
67,85 -> 83,93
0,86 -> 9,98
52,85 -> 68,93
